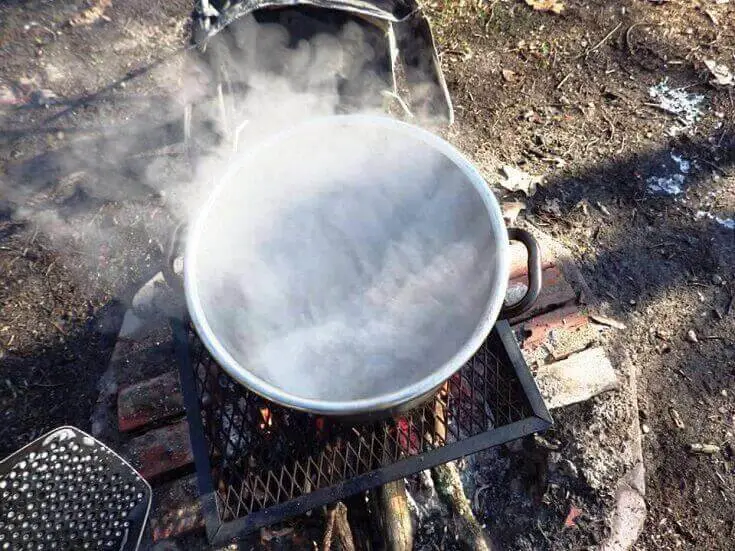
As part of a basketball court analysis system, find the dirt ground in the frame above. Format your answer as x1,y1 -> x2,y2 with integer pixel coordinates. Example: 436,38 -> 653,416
0,0 -> 189,465
1,0 -> 734,550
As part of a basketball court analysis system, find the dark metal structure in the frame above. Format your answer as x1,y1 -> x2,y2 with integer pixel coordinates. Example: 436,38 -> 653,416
186,0 -> 453,152
172,318 -> 552,545
0,427 -> 152,551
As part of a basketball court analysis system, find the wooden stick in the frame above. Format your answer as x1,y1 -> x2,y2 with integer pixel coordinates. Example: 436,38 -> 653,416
323,502 -> 356,551
432,463 -> 496,551
322,505 -> 337,551
334,502 -> 357,551
431,383 -> 497,551
380,481 -> 413,551
586,22 -> 623,57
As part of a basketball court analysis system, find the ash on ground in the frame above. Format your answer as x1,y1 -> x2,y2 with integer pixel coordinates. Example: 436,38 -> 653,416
405,392 -> 638,550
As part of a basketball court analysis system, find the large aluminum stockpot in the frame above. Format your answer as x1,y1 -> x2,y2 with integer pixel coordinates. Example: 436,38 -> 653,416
166,115 -> 541,417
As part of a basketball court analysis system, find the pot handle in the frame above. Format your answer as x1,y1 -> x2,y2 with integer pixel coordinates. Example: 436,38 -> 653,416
162,222 -> 185,294
499,228 -> 542,319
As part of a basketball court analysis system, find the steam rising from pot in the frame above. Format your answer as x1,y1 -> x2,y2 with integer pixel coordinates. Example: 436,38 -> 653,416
190,121 -> 499,401
1,6 -> 470,403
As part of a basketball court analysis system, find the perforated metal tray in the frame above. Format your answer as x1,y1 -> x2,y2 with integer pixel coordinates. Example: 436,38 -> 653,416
0,427 -> 152,551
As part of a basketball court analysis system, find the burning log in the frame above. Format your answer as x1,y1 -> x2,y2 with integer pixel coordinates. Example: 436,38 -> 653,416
431,383 -> 496,551
322,502 -> 355,551
432,462 -> 496,551
380,481 -> 413,551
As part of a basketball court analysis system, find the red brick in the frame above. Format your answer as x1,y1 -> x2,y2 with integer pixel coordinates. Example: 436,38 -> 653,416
506,266 -> 578,324
118,371 -> 184,432
150,475 -> 204,541
513,304 -> 589,351
123,420 -> 193,481
509,241 -> 554,279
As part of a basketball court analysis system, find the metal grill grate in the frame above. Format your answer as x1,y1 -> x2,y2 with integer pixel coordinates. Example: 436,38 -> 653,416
172,319 -> 551,545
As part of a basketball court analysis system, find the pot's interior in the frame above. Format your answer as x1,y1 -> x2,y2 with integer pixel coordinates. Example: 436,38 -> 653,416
187,118 -> 505,405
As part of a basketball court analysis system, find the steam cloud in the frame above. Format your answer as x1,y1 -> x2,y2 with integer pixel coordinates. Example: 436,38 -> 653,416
193,122 -> 498,402
2,8 -> 491,405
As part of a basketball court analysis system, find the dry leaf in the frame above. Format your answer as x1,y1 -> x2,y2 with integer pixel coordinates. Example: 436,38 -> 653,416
703,59 -> 734,87
499,165 -> 543,196
563,505 -> 582,528
502,68 -> 517,82
69,0 -> 113,27
526,0 -> 565,14
704,8 -> 719,26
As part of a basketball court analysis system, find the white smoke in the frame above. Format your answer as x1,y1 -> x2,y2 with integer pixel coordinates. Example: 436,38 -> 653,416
190,121 -> 499,402
1,8 -> 484,405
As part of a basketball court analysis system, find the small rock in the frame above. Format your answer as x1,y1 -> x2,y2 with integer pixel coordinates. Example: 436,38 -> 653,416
686,329 -> 698,343
502,201 -> 526,225
641,423 -> 650,434
669,408 -> 685,429
502,68 -> 518,82
31,88 -> 57,106
721,389 -> 728,397
558,459 -> 578,478
712,274 -> 723,285
595,201 -> 611,216
703,59 -> 734,87
534,435 -> 562,450
548,451 -> 562,465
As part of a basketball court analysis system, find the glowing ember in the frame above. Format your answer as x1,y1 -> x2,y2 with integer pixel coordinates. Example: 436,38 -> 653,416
259,407 -> 273,429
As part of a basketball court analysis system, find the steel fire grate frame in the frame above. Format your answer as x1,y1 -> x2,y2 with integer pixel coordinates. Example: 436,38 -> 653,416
171,318 -> 552,546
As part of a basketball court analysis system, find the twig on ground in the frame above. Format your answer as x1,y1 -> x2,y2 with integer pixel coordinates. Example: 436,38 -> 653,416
556,73 -> 572,90
583,22 -> 623,58
381,90 -> 414,119
602,112 -> 615,142
626,23 -> 647,55
232,119 -> 250,153
583,137 -> 600,155
695,157 -> 726,174
483,0 -> 501,32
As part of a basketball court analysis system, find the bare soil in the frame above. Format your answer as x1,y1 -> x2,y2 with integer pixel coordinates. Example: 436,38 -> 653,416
426,1 -> 735,549
1,0 -> 734,549
0,0 -> 189,454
